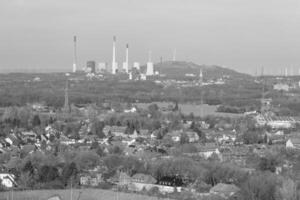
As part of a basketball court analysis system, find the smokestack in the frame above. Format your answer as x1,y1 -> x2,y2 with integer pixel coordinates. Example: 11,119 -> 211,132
199,69 -> 203,86
146,51 -> 154,76
122,44 -> 129,73
112,36 -> 117,74
126,44 -> 129,64
173,48 -> 176,61
73,36 -> 77,73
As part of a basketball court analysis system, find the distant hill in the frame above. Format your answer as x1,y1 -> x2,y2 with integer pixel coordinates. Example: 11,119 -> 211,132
141,61 -> 251,80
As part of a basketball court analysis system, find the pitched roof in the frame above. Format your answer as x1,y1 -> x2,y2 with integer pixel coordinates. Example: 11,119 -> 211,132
131,173 -> 156,184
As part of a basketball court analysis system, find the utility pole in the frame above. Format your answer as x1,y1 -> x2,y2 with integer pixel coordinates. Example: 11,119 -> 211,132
70,178 -> 73,200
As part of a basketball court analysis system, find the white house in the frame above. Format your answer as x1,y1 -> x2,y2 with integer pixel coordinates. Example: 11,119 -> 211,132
286,138 -> 300,150
199,143 -> 221,159
0,173 -> 16,188
273,83 -> 289,91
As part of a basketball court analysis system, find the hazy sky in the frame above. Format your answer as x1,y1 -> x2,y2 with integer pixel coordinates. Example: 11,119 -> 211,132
0,0 -> 299,74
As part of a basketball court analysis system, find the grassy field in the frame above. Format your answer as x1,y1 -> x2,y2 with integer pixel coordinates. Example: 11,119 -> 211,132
0,189 -> 168,200
135,102 -> 242,118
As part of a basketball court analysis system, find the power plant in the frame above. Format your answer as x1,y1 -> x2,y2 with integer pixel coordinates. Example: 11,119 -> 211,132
71,34 -> 163,79
133,62 -> 140,70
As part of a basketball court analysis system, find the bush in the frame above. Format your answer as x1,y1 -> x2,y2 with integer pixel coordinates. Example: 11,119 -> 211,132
97,182 -> 113,190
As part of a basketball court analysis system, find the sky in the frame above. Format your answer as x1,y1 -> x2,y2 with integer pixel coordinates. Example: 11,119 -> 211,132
0,0 -> 299,75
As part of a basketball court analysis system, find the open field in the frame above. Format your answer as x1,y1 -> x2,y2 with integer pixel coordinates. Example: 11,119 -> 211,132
135,102 -> 243,118
0,189 -> 168,200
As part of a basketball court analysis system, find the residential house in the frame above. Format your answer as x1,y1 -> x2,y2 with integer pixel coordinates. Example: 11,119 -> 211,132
79,173 -> 103,187
124,107 -> 137,113
0,173 -> 17,188
21,131 -> 37,143
217,134 -> 236,145
128,130 -> 139,139
158,176 -> 185,187
199,143 -> 221,159
131,173 -> 156,184
138,129 -> 149,138
185,131 -> 199,143
265,131 -> 286,144
286,138 -> 300,150
221,146 -> 249,166
273,83 -> 290,91
117,172 -> 132,186
255,114 -> 295,129
103,126 -> 127,138
167,130 -> 182,142
5,133 -> 20,146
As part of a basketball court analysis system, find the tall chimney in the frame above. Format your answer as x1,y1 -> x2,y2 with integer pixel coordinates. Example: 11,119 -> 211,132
146,51 -> 154,76
173,48 -> 176,61
125,44 -> 129,73
112,36 -> 117,74
73,36 -> 77,73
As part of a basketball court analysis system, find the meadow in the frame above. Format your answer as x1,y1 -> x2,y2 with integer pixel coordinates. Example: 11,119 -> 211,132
0,189 -> 168,200
135,102 -> 242,118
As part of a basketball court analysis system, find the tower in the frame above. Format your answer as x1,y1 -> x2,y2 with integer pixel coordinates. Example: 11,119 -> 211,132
146,51 -> 154,76
285,67 -> 288,77
63,80 -> 71,113
173,48 -> 176,61
199,69 -> 203,86
112,36 -> 117,74
73,36 -> 77,73
122,44 -> 129,73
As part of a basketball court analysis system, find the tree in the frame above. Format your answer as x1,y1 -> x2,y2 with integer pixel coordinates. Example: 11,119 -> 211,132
204,163 -> 247,186
180,133 -> 189,144
242,130 -> 263,144
109,145 -> 123,155
90,120 -> 105,138
74,151 -> 99,170
241,172 -> 279,200
2,106 -> 19,126
31,115 -> 41,127
279,178 -> 297,200
258,156 -> 279,173
22,161 -> 34,176
148,104 -> 159,118
17,107 -> 31,128
87,105 -> 98,122
61,162 -> 78,185
173,101 -> 179,111
39,165 -> 59,182
18,172 -> 35,189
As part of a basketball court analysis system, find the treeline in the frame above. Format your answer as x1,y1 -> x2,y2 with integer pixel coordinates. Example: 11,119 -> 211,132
0,76 -> 263,110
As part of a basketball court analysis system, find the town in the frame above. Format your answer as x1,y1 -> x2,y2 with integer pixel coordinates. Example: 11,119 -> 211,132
1,61 -> 300,200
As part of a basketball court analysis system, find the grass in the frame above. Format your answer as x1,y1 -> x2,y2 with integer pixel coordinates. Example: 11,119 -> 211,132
0,189 -> 168,200
135,102 -> 242,118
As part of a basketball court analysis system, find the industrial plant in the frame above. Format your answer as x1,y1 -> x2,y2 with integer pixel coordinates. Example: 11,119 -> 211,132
72,35 -> 157,80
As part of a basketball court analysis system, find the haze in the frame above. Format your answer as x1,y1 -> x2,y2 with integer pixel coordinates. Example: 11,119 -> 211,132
0,0 -> 299,75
